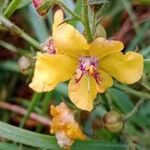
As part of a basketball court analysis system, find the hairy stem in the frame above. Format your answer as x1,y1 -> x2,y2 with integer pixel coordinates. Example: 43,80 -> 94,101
0,15 -> 43,51
82,0 -> 92,43
60,1 -> 83,22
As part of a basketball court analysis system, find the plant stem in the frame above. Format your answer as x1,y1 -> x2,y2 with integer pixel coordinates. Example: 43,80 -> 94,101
59,1 -> 83,22
0,15 -> 43,51
82,0 -> 92,43
0,40 -> 32,57
0,39 -> 18,52
123,100 -> 144,120
20,93 -> 43,128
121,0 -> 139,33
0,101 -> 50,126
114,83 -> 150,99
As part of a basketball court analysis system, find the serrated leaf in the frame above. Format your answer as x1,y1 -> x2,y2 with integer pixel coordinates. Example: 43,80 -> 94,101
88,0 -> 108,5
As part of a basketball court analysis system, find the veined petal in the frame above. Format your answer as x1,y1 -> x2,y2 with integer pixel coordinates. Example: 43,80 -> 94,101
90,37 -> 124,58
68,75 -> 97,111
29,53 -> 76,92
97,70 -> 113,93
53,23 -> 89,58
100,52 -> 144,84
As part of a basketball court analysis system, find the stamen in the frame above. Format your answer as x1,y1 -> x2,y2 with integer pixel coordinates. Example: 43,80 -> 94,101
89,65 -> 94,75
76,56 -> 99,83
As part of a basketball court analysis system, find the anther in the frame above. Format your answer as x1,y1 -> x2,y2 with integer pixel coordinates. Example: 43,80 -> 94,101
89,65 -> 94,75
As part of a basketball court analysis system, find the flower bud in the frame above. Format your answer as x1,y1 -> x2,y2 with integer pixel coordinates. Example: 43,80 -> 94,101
103,111 -> 124,133
18,56 -> 31,74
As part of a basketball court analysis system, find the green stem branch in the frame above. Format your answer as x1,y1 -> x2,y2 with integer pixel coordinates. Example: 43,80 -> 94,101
123,100 -> 144,120
0,15 -> 43,51
59,1 -> 83,22
114,83 -> 150,99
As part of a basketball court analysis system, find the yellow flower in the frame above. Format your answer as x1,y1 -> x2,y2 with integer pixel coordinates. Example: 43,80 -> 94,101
50,102 -> 86,149
29,9 -> 143,111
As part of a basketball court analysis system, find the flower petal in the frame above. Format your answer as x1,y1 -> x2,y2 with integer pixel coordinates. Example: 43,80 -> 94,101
53,23 -> 89,58
68,75 -> 97,111
90,37 -> 124,58
100,52 -> 143,84
53,9 -> 64,33
97,70 -> 113,93
29,53 -> 76,92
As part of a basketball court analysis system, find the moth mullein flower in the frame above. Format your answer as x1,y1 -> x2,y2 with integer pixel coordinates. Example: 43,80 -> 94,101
29,9 -> 143,111
50,102 -> 86,149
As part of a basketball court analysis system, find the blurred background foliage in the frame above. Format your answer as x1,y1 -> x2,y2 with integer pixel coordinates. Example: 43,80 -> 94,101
0,0 -> 150,150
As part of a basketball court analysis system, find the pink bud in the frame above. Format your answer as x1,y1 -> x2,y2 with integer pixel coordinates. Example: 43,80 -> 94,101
32,0 -> 43,9
32,0 -> 48,16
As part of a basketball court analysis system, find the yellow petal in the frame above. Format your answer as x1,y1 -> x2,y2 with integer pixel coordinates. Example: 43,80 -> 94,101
29,80 -> 57,93
67,123 -> 87,140
97,70 -> 113,93
29,53 -> 76,92
90,37 -> 124,58
53,9 -> 64,33
100,52 -> 144,84
68,75 -> 97,111
53,23 -> 89,58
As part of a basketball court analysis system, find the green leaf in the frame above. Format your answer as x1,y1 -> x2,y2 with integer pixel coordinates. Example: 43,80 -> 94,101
0,121 -> 60,150
0,121 -> 128,150
73,140 -> 127,150
20,93 -> 44,127
0,143 -> 18,150
3,0 -> 32,18
0,61 -> 19,72
108,88 -> 134,113
17,0 -> 32,9
3,0 -> 20,18
144,59 -> 150,73
127,20 -> 150,50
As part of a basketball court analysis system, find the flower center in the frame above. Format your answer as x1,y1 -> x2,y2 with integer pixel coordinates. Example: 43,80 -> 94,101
41,38 -> 56,54
75,56 -> 100,82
